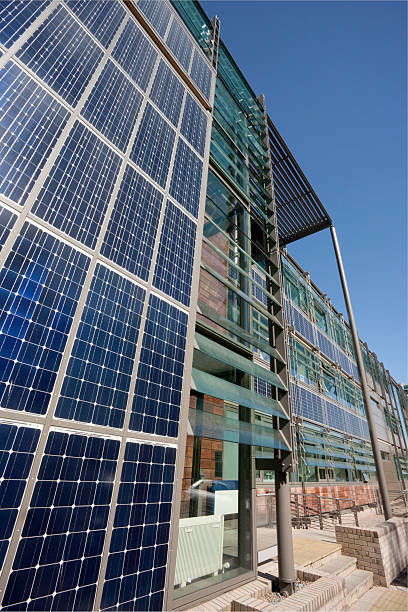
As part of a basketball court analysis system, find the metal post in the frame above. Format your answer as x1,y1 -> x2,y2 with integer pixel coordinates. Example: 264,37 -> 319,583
330,225 -> 392,520
275,471 -> 296,594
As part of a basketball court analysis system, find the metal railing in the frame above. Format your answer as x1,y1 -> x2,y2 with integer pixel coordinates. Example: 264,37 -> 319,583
256,491 -> 377,531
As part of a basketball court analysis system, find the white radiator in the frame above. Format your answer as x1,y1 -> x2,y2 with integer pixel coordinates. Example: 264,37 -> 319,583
174,514 -> 224,587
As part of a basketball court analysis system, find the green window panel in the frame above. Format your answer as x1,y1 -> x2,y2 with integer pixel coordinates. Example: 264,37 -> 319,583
197,301 -> 285,363
195,333 -> 286,391
191,368 -> 287,420
189,406 -> 289,450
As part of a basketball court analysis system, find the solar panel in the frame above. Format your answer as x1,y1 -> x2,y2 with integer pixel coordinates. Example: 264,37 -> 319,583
165,16 -> 193,72
0,61 -> 70,206
129,294 -> 188,438
81,60 -> 143,152
0,205 -> 18,252
149,60 -> 185,127
0,222 -> 90,415
190,48 -> 212,101
137,0 -> 171,39
130,103 -> 176,189
101,440 -> 176,611
32,120 -> 121,250
55,264 -> 146,429
0,421 -> 41,571
17,6 -> 104,107
169,139 -> 203,218
0,0 -> 51,48
180,93 -> 207,157
152,200 -> 197,307
101,164 -> 163,280
112,19 -> 158,92
2,430 -> 120,611
65,0 -> 125,48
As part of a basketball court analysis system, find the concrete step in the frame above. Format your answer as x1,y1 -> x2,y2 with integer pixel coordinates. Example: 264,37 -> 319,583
316,554 -> 357,578
345,569 -> 373,609
348,586 -> 388,611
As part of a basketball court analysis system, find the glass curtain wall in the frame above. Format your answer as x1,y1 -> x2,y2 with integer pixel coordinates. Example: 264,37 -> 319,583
171,0 -> 288,601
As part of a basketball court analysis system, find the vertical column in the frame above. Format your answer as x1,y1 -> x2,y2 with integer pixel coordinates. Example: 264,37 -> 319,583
330,225 -> 392,520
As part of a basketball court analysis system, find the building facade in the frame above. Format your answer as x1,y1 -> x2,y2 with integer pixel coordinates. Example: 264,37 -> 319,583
0,1 -> 406,611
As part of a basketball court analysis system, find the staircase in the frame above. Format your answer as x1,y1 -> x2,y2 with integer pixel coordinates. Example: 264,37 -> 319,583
312,551 -> 374,610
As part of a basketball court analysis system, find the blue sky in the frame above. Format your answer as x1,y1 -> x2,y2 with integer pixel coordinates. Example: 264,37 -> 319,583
201,0 -> 407,382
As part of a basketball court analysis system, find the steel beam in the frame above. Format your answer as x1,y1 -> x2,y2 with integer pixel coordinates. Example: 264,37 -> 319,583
330,225 -> 392,520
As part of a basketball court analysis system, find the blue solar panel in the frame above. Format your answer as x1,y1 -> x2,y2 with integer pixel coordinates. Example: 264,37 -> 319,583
180,93 -> 207,157
130,294 -> 188,438
101,441 -> 176,611
0,422 -> 40,572
82,60 -> 143,152
32,120 -> 121,250
55,264 -> 146,429
190,48 -> 212,101
292,386 -> 324,424
325,401 -> 346,432
316,329 -> 337,362
149,60 -> 185,127
0,205 -> 17,252
101,164 -> 163,280
165,16 -> 193,72
251,269 -> 268,307
153,200 -> 196,307
17,6 -> 104,107
2,430 -> 120,611
0,0 -> 51,48
137,0 -> 171,38
112,19 -> 158,92
169,139 -> 203,218
0,61 -> 70,206
0,222 -> 90,415
65,0 -> 125,48
130,103 -> 175,189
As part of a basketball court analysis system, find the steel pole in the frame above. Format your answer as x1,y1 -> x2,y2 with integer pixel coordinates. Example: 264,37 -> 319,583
330,225 -> 392,520
275,470 -> 296,594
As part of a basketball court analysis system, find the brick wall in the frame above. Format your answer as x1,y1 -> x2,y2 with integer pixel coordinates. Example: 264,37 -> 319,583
335,518 -> 408,586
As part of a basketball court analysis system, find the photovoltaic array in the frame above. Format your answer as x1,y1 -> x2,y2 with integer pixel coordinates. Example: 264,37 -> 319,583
101,165 -> 163,280
32,121 -> 121,250
0,0 -> 51,48
56,264 -> 146,428
81,60 -> 143,153
0,422 -> 41,572
0,61 -> 70,206
0,222 -> 90,415
0,1 -> 213,609
153,201 -> 197,307
65,0 -> 125,49
130,103 -> 176,189
149,60 -> 185,127
130,294 -> 188,438
2,430 -> 120,611
166,17 -> 192,72
17,6 -> 104,107
101,441 -> 176,611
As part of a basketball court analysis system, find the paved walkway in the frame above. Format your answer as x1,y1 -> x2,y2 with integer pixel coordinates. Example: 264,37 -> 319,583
350,586 -> 408,611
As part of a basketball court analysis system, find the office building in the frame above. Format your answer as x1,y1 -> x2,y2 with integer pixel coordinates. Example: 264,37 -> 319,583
0,1 -> 406,610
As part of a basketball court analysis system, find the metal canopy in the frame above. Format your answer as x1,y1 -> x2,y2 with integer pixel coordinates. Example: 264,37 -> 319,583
268,117 -> 332,245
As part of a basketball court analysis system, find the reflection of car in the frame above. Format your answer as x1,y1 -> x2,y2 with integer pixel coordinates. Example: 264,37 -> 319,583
189,479 -> 215,502
189,480 -> 238,515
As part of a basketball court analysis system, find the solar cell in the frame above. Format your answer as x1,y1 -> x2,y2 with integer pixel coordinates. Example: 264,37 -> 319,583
56,264 -> 146,428
153,200 -> 196,307
129,294 -> 188,438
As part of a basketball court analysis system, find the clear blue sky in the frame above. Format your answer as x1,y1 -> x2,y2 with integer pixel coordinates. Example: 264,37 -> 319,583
201,0 -> 407,382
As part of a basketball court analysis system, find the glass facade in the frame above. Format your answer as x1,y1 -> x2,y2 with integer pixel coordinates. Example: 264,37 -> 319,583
0,1 -> 213,610
0,1 -> 406,611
